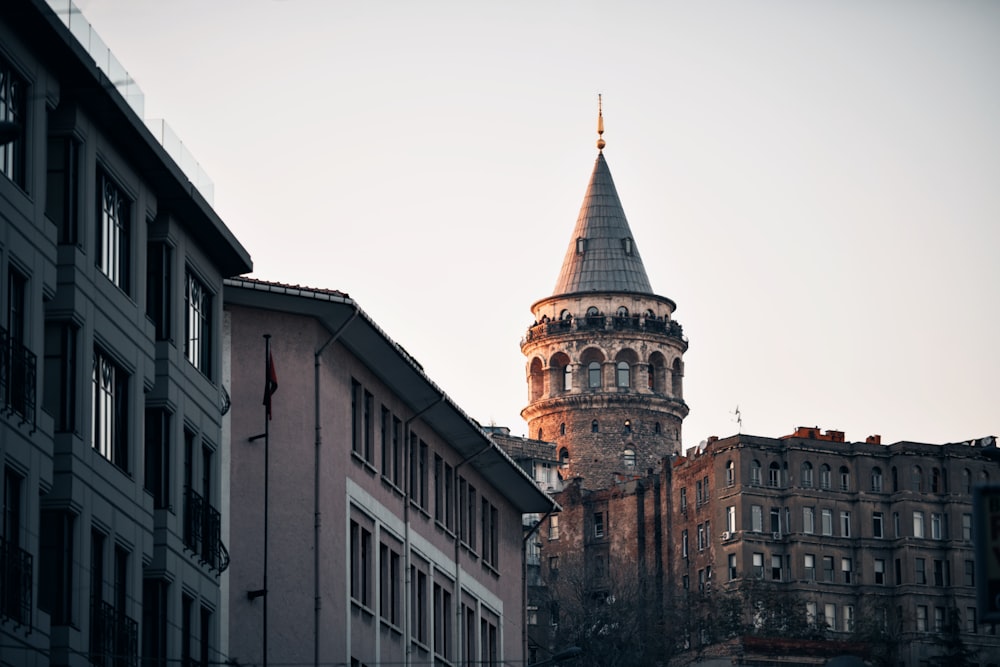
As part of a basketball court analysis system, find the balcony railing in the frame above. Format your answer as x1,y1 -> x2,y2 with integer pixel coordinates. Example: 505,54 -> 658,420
184,487 -> 230,573
0,326 -> 37,433
523,315 -> 684,345
0,535 -> 33,632
89,599 -> 138,667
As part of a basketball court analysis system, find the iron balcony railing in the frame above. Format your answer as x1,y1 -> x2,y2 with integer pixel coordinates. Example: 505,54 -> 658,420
523,315 -> 684,345
183,487 -> 230,573
0,326 -> 37,433
89,599 -> 138,667
0,535 -> 33,632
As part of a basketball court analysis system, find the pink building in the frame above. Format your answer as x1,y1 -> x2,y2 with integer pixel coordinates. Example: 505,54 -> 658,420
223,277 -> 556,667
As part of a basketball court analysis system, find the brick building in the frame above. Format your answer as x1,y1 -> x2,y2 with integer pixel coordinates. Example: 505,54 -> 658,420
515,107 -> 1000,665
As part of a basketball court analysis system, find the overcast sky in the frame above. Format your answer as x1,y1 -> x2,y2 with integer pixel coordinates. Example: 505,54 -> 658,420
76,0 -> 998,448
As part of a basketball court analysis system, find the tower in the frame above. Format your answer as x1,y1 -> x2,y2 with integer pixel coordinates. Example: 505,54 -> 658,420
520,100 -> 689,488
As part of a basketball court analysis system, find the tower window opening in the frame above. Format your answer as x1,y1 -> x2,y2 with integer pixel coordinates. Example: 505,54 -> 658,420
563,364 -> 572,392
623,420 -> 631,434
616,306 -> 629,318
623,449 -> 636,467
576,237 -> 587,254
560,309 -> 571,320
654,422 -> 661,434
616,361 -> 630,388
559,448 -> 569,469
560,423 -> 566,436
537,428 -> 543,440
588,362 -> 601,388
591,420 -> 599,433
622,237 -> 634,256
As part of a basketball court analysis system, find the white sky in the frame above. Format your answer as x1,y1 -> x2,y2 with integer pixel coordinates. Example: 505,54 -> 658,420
77,0 -> 999,448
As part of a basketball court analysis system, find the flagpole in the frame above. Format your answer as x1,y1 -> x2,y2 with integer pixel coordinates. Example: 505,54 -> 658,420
263,333 -> 270,667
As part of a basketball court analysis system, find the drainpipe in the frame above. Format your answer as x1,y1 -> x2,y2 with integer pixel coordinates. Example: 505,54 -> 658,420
403,396 -> 445,666
453,442 -> 496,662
314,308 -> 359,667
523,508 -> 554,663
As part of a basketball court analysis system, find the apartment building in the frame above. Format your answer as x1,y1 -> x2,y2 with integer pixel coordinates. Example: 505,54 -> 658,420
223,278 -> 557,667
0,1 -> 251,664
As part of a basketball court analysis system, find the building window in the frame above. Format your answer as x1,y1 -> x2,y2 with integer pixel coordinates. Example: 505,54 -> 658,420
824,603 -> 837,631
141,577 -> 168,665
839,466 -> 850,491
622,449 -> 635,467
92,348 -> 129,471
481,500 -> 499,568
873,511 -> 884,538
962,468 -> 972,494
726,506 -> 736,533
144,407 -> 171,509
591,419 -> 599,433
39,509 -> 75,625
964,559 -> 975,587
912,465 -> 923,492
559,422 -> 566,435
549,515 -> 559,540
931,513 -> 943,540
963,513 -> 972,541
840,511 -> 851,537
146,241 -> 172,341
750,460 -> 761,485
801,462 -> 813,488
43,322 -> 78,432
843,605 -> 855,633
916,605 -> 928,632
915,558 -> 926,585
697,523 -> 705,550
842,557 -> 853,583
679,488 -> 687,512
0,58 -> 26,187
184,270 -> 211,375
622,237 -> 634,255
806,601 -> 817,626
433,582 -> 452,661
752,553 -> 764,578
559,448 -> 569,469
823,556 -> 834,582
934,606 -> 945,633
931,467 -> 942,493
966,607 -> 978,634
681,529 -> 688,558
47,135 -> 80,243
616,361 -> 630,388
593,512 -> 605,539
96,171 -> 131,293
576,237 -> 587,254
563,365 -> 572,391
768,462 -> 780,487
751,505 -> 763,532
350,519 -> 373,608
588,362 -> 601,388
411,565 -> 428,645
874,558 -> 886,585
725,460 -> 735,486
380,543 -> 402,627
804,554 -> 815,581
803,507 -> 815,534
819,464 -> 831,489
913,511 -> 925,538
821,509 -> 833,536
871,466 -> 883,492
933,559 -> 949,587
771,555 -> 782,581
728,553 -> 737,580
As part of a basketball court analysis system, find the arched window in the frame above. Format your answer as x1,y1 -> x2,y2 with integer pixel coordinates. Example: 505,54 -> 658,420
671,358 -> 683,397
560,309 -> 571,320
588,361 -> 601,388
871,467 -> 883,492
563,364 -> 573,392
839,466 -> 850,491
912,466 -> 923,493
623,419 -> 632,434
725,460 -> 735,487
559,423 -> 566,436
891,466 -> 898,492
529,357 -> 544,402
591,420 -> 599,433
654,422 -> 661,434
623,449 -> 636,467
647,364 -> 655,389
750,460 -> 761,486
931,468 -> 941,493
617,306 -> 629,318
559,448 -> 569,469
537,428 -> 543,440
616,361 -> 630,388
819,464 -> 832,490
586,306 -> 600,317
768,462 -> 781,487
962,468 -> 972,494
801,462 -> 814,488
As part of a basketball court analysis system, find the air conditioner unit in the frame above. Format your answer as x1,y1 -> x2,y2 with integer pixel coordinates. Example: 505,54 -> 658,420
772,531 -> 782,540
721,531 -> 731,541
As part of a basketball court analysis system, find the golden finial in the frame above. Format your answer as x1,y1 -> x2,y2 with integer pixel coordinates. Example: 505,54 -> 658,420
597,93 -> 606,151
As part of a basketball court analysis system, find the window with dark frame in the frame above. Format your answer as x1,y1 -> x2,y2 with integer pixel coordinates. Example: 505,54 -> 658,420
147,241 -> 172,341
92,348 -> 129,471
0,58 -> 26,187
46,134 -> 80,244
96,170 -> 131,293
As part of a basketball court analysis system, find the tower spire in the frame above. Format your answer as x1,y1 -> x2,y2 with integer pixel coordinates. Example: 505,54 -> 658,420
597,93 -> 606,152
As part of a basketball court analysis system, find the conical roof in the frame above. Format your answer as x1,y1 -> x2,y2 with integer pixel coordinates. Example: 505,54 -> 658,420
552,152 -> 653,296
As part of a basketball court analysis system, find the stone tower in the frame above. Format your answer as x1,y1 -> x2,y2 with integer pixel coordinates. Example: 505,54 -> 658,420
520,102 -> 689,488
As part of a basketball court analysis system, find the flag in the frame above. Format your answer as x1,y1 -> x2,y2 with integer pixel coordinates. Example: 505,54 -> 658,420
263,351 -> 278,420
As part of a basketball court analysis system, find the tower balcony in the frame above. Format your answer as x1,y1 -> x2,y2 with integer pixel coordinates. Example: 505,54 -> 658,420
522,314 -> 685,347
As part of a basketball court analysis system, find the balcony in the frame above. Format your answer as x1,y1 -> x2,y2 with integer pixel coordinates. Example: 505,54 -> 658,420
183,487 -> 230,573
0,326 -> 37,433
0,535 -> 32,631
89,599 -> 138,667
522,315 -> 684,346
